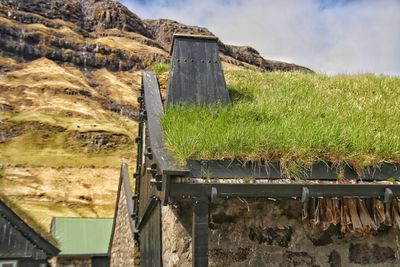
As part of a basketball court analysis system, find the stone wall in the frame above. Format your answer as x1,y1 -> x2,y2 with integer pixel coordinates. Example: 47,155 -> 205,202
162,198 -> 400,267
109,177 -> 138,267
56,257 -> 91,267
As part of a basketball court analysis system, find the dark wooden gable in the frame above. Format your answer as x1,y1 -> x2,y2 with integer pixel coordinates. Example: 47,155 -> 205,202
166,34 -> 231,107
0,200 -> 59,260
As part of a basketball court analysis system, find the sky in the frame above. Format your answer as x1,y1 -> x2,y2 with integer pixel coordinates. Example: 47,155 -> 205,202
120,0 -> 400,75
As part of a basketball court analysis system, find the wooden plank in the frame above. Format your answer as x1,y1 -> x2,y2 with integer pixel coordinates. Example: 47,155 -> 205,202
187,160 -> 400,180
139,202 -> 161,267
169,183 -> 400,199
142,71 -> 189,176
192,197 -> 209,267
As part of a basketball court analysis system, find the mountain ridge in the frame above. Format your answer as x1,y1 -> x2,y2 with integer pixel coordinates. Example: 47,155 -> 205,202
0,0 -> 312,72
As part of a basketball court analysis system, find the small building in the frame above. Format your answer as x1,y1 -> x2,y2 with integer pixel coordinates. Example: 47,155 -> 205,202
0,196 -> 59,267
51,217 -> 113,267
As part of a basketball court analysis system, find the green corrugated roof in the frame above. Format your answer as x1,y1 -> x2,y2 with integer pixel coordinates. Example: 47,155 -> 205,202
52,217 -> 113,256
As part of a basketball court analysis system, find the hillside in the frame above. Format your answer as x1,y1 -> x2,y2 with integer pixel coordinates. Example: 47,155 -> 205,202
0,0 -> 312,229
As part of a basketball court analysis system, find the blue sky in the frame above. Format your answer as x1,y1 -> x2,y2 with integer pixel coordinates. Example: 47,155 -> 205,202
120,0 -> 400,75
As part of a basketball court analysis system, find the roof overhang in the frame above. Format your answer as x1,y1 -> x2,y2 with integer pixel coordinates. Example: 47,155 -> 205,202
169,33 -> 219,55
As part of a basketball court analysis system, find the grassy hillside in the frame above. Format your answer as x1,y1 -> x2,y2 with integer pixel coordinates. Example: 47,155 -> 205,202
162,70 -> 400,173
0,57 -> 140,229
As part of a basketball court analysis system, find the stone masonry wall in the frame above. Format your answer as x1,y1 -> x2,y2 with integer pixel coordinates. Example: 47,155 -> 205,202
56,257 -> 91,267
110,182 -> 137,267
162,198 -> 400,267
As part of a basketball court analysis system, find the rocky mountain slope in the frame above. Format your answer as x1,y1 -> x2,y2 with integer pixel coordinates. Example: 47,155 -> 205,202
0,0 -> 312,72
144,18 -> 312,72
0,0 -> 311,229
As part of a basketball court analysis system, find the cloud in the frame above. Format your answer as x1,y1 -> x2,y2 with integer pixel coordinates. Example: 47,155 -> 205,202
121,0 -> 400,75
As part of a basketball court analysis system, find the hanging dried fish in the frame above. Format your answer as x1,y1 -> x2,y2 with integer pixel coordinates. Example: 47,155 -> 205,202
326,199 -> 340,226
302,201 -> 309,220
391,199 -> 400,229
308,196 -> 397,235
312,199 -> 320,225
384,201 -> 393,226
357,198 -> 377,235
341,198 -> 352,233
372,198 -> 385,228
347,198 -> 362,233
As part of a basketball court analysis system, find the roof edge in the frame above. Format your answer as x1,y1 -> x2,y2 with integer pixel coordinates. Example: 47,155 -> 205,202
58,253 -> 109,257
170,33 -> 219,55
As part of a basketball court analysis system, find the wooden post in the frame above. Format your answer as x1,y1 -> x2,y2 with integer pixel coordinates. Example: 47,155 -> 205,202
192,196 -> 209,267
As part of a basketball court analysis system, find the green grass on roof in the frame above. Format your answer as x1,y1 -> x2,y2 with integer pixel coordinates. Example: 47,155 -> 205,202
162,70 -> 400,173
53,217 -> 113,255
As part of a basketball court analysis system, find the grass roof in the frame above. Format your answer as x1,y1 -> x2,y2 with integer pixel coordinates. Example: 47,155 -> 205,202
162,70 -> 400,173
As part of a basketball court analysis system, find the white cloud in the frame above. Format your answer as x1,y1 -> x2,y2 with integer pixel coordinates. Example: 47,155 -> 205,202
122,0 -> 400,75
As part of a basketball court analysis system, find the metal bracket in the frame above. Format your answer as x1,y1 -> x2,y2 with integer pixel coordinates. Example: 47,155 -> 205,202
150,175 -> 163,191
139,110 -> 147,122
149,163 -> 158,177
136,196 -> 160,231
144,146 -> 153,159
135,136 -> 142,144
384,188 -> 394,203
211,187 -> 218,203
301,187 -> 310,203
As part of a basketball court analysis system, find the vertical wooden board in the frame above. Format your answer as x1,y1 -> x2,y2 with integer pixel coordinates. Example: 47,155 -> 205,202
192,197 -> 209,267
0,215 -> 47,260
167,36 -> 230,107
140,203 -> 161,267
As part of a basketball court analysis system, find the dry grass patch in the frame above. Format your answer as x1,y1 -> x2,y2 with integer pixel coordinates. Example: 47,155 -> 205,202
0,113 -> 136,167
92,36 -> 167,56
24,23 -> 85,43
0,58 -> 96,93
0,54 -> 18,69
92,69 -> 141,103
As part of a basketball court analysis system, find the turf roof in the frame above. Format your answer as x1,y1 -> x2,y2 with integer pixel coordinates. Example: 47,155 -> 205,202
162,70 -> 400,172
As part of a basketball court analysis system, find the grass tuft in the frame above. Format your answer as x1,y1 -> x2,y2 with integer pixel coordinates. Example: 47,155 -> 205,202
162,70 -> 400,171
153,62 -> 170,77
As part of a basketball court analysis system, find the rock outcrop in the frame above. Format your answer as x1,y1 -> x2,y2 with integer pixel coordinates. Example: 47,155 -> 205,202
144,18 -> 313,72
0,0 -> 311,72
